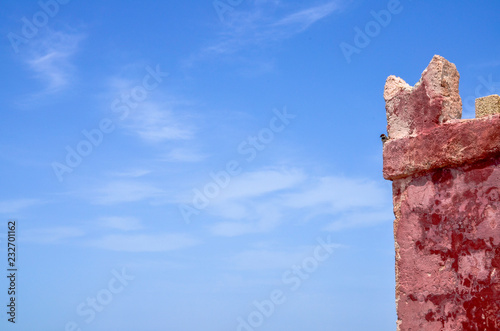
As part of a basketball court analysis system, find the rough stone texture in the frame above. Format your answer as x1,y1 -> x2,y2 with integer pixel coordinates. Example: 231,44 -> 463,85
393,158 -> 500,330
383,56 -> 500,330
476,95 -> 500,118
384,55 -> 462,140
383,115 -> 500,180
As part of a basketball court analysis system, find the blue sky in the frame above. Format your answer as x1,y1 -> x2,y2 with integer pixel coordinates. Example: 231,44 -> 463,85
1,1 -> 500,330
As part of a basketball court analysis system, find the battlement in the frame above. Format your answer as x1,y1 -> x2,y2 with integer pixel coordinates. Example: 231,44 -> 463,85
383,55 -> 500,181
383,56 -> 500,330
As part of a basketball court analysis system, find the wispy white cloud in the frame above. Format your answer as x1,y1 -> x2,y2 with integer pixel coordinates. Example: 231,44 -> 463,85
105,63 -> 197,145
98,216 -> 143,231
210,222 -> 255,237
273,1 -> 339,31
110,169 -> 152,178
91,180 -> 164,205
88,233 -> 200,252
199,1 -> 340,57
210,203 -> 281,236
215,168 -> 306,202
21,226 -> 85,244
163,148 -> 208,163
25,30 -> 84,93
281,176 -> 386,212
0,198 -> 43,214
206,167 -> 391,236
207,168 -> 303,236
123,102 -> 195,143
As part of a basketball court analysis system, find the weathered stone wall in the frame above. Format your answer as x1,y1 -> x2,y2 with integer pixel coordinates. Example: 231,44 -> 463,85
383,55 -> 500,330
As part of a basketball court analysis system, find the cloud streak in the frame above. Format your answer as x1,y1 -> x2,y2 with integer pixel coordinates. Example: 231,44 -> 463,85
122,102 -> 195,143
163,148 -> 208,163
91,180 -> 164,205
110,169 -> 152,178
106,66 -> 197,145
25,30 -> 84,93
88,233 -> 200,252
206,167 -> 391,236
21,226 -> 85,244
198,1 -> 341,58
0,198 -> 44,214
273,1 -> 339,31
98,216 -> 143,231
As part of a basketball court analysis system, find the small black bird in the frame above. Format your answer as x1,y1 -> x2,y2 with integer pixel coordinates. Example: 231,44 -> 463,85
380,134 -> 389,143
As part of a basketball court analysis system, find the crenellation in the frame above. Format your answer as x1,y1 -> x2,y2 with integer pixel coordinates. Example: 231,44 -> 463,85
384,55 -> 462,141
383,55 -> 500,330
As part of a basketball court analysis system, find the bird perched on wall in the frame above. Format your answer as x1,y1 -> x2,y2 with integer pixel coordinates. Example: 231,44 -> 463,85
380,134 -> 389,143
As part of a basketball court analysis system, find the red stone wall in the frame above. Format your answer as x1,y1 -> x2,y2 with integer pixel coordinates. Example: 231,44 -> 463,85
383,55 -> 500,330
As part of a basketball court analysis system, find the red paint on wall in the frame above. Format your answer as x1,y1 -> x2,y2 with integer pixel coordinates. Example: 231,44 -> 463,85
383,56 -> 500,330
395,158 -> 500,330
